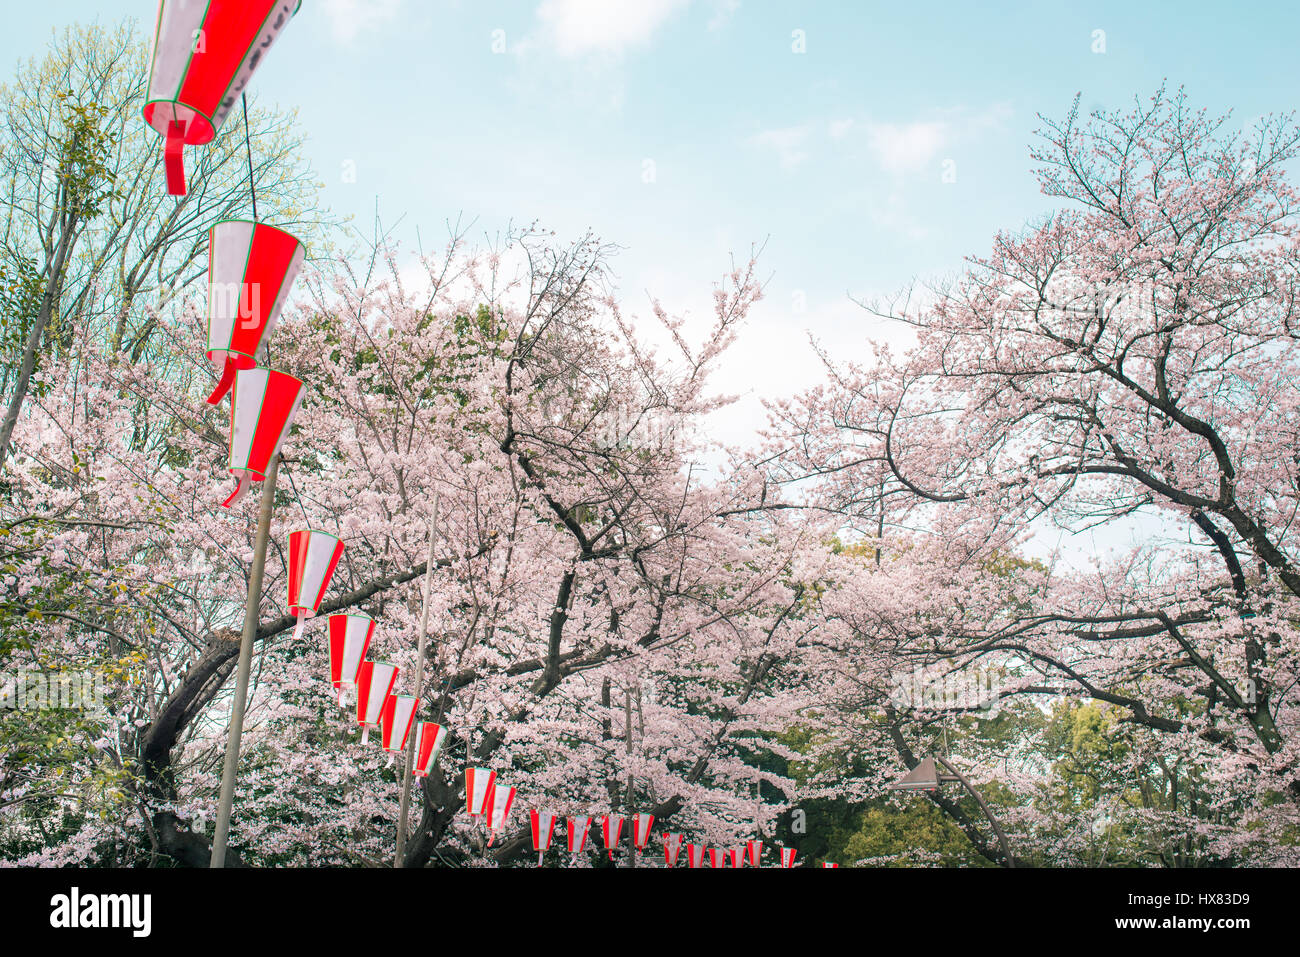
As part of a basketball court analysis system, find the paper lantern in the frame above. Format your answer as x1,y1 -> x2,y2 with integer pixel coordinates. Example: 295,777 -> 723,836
380,694 -> 417,754
484,782 -> 516,846
745,839 -> 764,868
566,816 -> 591,857
599,815 -> 624,861
530,810 -> 557,866
143,0 -> 301,195
663,832 -> 684,867
327,613 -> 374,706
288,530 -> 344,641
205,220 -> 306,405
822,862 -> 838,868
727,848 -> 744,868
412,722 -> 447,778
598,816 -> 624,858
778,846 -> 798,868
708,848 -> 726,869
685,843 -> 706,868
222,367 -> 304,508
355,659 -> 398,747
465,768 -> 495,818
631,813 -> 654,851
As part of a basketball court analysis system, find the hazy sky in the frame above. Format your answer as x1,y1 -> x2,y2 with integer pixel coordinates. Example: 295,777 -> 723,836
5,1 -> 1296,562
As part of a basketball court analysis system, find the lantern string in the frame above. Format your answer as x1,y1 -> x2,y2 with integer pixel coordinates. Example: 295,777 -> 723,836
241,93 -> 258,223
283,462 -> 312,525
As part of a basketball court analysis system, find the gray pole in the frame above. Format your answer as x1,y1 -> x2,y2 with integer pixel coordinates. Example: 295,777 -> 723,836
395,494 -> 440,867
934,754 -> 1015,868
210,454 -> 280,868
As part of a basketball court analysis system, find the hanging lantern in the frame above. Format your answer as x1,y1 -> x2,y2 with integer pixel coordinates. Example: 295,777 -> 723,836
380,694 -> 418,754
631,813 -> 654,851
205,220 -> 306,405
355,659 -> 398,747
778,846 -> 798,868
822,862 -> 838,868
599,815 -> 624,861
745,839 -> 764,868
221,367 -> 304,508
727,847 -> 745,868
484,782 -> 516,846
327,613 -> 374,707
663,832 -> 684,868
143,0 -> 301,195
708,848 -> 726,869
566,816 -> 591,858
412,722 -> 447,778
465,768 -> 495,818
685,843 -> 706,868
530,810 -> 557,867
288,530 -> 344,641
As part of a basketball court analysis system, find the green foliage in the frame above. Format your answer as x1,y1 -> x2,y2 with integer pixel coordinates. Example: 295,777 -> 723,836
837,799 -> 992,866
50,91 -> 117,219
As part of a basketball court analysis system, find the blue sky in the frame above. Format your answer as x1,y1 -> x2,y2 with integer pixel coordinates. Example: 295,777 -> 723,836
5,1 -> 1297,457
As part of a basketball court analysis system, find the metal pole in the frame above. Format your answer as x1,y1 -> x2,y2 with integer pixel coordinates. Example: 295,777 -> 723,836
395,493 -> 440,867
210,454 -> 280,868
934,754 -> 1015,868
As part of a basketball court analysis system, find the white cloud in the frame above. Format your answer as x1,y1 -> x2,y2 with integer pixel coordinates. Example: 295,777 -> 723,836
537,0 -> 692,57
320,0 -> 403,44
748,125 -> 811,169
707,0 -> 741,31
863,120 -> 948,174
828,117 -> 854,141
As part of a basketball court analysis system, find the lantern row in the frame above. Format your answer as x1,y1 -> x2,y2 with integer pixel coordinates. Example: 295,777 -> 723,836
142,1 -> 834,871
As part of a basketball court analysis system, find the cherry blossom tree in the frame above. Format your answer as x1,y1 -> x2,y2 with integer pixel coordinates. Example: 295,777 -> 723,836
2,215 -> 837,866
766,87 -> 1300,865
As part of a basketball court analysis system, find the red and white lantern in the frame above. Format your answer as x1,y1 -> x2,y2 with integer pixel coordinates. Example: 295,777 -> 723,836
685,843 -> 706,868
465,768 -> 495,818
778,846 -> 798,868
355,659 -> 397,746
566,816 -> 591,857
745,839 -> 764,868
631,813 -> 654,851
380,694 -> 417,754
412,722 -> 447,778
530,810 -> 557,866
288,529 -> 344,641
143,0 -> 301,195
205,220 -> 306,405
663,832 -> 684,867
822,862 -> 838,868
327,613 -> 374,706
599,815 -> 624,861
484,782 -> 516,846
708,848 -> 726,869
727,847 -> 744,868
221,367 -> 304,508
